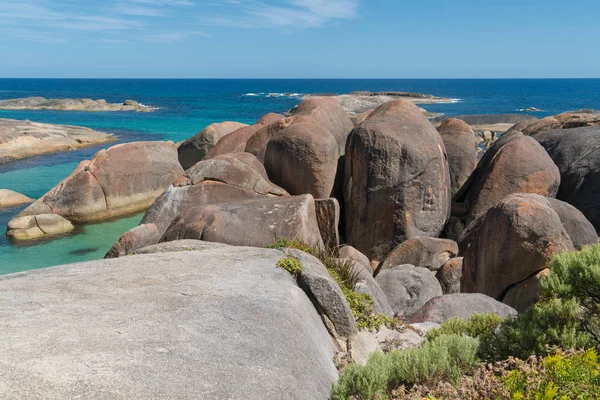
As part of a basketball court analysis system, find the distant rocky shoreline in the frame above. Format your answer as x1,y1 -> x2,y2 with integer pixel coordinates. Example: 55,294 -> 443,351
0,118 -> 116,164
0,97 -> 155,112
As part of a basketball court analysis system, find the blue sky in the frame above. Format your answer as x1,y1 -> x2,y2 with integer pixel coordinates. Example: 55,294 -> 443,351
0,0 -> 599,78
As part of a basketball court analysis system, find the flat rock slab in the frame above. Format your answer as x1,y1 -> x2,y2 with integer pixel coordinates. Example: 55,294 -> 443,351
0,245 -> 338,399
0,97 -> 154,112
0,118 -> 116,163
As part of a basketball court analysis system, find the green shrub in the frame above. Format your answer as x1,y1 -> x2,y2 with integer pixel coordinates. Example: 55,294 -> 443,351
398,349 -> 600,400
331,334 -> 479,400
541,243 -> 600,344
426,313 -> 504,342
500,349 -> 600,400
276,257 -> 302,275
478,298 -> 593,362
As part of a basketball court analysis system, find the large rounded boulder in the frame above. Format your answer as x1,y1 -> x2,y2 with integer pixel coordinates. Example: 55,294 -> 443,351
287,96 -> 354,155
375,264 -> 443,319
178,121 -> 248,170
375,237 -> 458,274
454,130 -> 561,225
534,126 -> 600,232
161,194 -> 324,249
459,193 -> 577,311
138,152 -> 287,241
205,113 -> 283,159
437,118 -> 478,197
10,141 -> 183,240
408,293 -> 517,324
264,122 -> 339,198
344,99 -> 451,260
0,244 -> 339,399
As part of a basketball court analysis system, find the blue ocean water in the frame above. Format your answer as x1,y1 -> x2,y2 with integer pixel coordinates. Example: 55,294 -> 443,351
1,78 -> 600,274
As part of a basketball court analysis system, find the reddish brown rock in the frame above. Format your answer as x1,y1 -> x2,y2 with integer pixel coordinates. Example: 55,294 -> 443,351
503,269 -> 550,312
286,96 -> 354,155
460,194 -> 575,308
454,130 -> 561,225
105,224 -> 161,259
161,194 -> 323,249
436,257 -> 463,294
244,119 -> 288,163
375,237 -> 458,274
508,110 -> 600,136
437,118 -> 478,197
15,141 -> 183,225
141,152 -> 288,237
264,122 -> 339,198
178,121 -> 248,170
345,99 -> 451,260
205,113 -> 284,159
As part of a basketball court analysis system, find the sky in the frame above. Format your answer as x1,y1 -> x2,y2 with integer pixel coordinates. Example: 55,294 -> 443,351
0,0 -> 599,78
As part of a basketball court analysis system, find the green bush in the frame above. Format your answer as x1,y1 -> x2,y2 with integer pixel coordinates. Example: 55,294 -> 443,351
276,257 -> 302,275
426,313 -> 504,342
478,298 -> 593,362
500,349 -> 600,400
331,334 -> 479,400
399,349 -> 600,400
541,243 -> 600,344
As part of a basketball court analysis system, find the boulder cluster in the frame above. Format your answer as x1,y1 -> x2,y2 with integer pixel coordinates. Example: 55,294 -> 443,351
3,99 -> 599,397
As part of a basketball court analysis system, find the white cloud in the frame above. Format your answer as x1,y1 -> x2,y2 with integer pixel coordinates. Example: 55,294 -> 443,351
202,0 -> 359,29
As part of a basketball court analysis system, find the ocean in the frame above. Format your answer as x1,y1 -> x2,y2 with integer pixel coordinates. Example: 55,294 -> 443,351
1,78 -> 600,274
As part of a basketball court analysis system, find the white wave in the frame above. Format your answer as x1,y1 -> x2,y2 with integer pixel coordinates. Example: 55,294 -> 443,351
517,107 -> 545,112
449,98 -> 462,103
243,92 -> 304,98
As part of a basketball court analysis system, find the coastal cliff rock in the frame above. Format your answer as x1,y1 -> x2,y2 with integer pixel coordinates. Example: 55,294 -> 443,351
161,194 -> 324,249
454,130 -> 561,225
0,97 -> 154,112
178,121 -> 249,170
459,194 -> 580,311
437,118 -> 478,197
344,99 -> 451,260
0,118 -> 116,164
8,141 -> 182,240
0,245 -> 338,399
534,126 -> 600,232
204,113 -> 284,159
0,189 -> 33,208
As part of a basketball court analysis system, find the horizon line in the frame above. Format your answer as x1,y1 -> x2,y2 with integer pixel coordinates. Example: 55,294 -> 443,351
2,77 -> 600,80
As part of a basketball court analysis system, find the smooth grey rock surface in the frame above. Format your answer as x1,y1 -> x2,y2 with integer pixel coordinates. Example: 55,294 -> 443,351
408,293 -> 518,324
375,264 -> 443,319
0,245 -> 338,399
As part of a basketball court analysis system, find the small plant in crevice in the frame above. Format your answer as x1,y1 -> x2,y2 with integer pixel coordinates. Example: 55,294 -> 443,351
268,238 -> 393,331
277,257 -> 302,276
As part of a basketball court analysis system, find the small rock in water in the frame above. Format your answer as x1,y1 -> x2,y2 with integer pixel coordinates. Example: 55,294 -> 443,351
69,248 -> 98,256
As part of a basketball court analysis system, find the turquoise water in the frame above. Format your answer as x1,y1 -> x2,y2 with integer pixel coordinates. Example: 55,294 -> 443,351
1,79 -> 600,274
